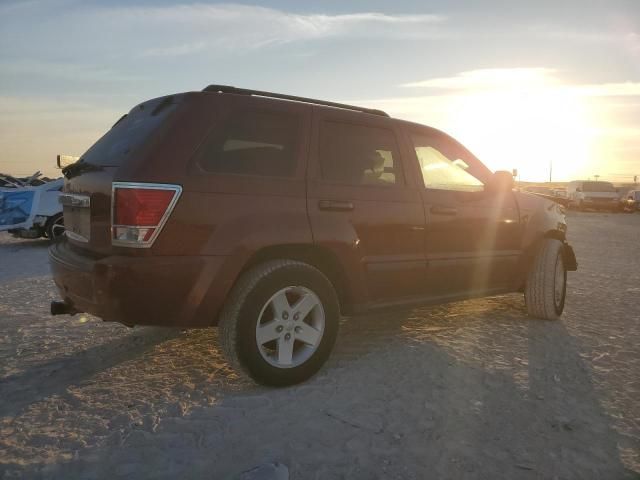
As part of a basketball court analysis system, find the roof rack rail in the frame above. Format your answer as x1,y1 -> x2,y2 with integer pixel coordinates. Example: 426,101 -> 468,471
203,84 -> 389,117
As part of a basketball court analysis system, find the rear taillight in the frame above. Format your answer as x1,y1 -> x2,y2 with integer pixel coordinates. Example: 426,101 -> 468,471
111,182 -> 182,247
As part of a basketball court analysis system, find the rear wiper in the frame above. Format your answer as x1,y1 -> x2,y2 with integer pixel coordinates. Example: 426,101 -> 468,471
62,159 -> 103,180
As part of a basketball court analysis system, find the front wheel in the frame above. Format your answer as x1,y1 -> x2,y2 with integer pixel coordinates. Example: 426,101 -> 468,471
218,260 -> 340,386
45,213 -> 65,240
524,239 -> 567,320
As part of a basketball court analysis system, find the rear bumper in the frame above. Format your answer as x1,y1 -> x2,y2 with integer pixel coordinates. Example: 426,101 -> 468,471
49,240 -> 234,327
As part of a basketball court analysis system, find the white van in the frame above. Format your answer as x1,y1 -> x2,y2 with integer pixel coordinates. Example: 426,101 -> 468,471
567,180 -> 620,211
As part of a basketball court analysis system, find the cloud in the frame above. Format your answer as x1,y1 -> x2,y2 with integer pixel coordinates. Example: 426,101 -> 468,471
111,4 -> 445,36
0,2 -> 448,87
0,60 -> 143,83
72,4 -> 447,56
401,68 -> 640,97
141,42 -> 207,58
574,82 -> 640,97
401,68 -> 558,89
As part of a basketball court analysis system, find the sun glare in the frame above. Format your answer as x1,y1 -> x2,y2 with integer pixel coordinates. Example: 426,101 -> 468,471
376,69 -> 618,183
439,75 -> 597,182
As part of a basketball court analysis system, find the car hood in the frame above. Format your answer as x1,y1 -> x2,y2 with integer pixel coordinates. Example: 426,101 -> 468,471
526,191 -> 570,207
516,191 -> 568,236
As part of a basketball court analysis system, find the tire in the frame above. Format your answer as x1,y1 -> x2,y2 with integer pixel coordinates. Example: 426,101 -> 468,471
218,259 -> 340,386
45,213 -> 65,241
524,238 -> 567,320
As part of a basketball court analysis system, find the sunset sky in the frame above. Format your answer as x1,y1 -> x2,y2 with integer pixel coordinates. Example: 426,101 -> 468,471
1,0 -> 638,182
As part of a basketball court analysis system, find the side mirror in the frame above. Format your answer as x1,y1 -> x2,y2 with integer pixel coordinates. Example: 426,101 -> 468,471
576,187 -> 582,192
487,170 -> 514,193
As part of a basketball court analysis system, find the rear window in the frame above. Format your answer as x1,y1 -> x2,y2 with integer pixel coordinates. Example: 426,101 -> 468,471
80,95 -> 179,167
318,121 -> 404,186
197,110 -> 299,177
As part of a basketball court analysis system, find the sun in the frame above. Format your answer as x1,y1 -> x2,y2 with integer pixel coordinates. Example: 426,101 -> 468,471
441,85 -> 597,182
375,69 -> 608,183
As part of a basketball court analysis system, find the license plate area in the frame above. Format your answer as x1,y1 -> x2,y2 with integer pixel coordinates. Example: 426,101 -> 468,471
64,206 -> 91,242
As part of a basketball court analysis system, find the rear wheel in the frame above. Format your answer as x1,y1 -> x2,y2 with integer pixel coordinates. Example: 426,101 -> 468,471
524,238 -> 567,320
218,260 -> 339,386
45,213 -> 65,241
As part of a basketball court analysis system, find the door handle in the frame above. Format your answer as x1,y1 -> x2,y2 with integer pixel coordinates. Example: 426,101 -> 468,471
430,205 -> 458,216
318,200 -> 354,212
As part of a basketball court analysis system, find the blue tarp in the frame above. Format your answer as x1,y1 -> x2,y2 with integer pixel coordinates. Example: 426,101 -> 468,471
0,190 -> 35,227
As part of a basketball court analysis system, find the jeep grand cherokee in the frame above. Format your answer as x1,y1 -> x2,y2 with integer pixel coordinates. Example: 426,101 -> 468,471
49,85 -> 577,386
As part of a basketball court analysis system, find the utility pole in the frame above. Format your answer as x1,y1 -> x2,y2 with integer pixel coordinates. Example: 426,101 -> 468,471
549,159 -> 552,183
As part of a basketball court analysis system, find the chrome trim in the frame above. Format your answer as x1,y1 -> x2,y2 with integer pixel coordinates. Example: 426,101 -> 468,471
59,193 -> 91,208
111,181 -> 183,248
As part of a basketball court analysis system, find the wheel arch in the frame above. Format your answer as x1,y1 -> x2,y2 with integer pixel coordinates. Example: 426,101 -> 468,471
516,229 -> 567,290
239,243 -> 354,315
543,228 -> 566,242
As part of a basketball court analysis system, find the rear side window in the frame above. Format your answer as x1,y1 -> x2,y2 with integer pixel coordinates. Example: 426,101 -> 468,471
198,110 -> 299,177
318,121 -> 404,186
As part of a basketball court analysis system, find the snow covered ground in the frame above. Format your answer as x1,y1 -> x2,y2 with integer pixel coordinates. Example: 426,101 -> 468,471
1,212 -> 639,479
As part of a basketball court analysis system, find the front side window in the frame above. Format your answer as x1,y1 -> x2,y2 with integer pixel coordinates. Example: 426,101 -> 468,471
410,134 -> 485,192
198,110 -> 298,177
319,121 -> 404,186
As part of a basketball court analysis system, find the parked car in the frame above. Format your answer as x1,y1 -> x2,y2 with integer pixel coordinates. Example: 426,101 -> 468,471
522,185 -> 570,207
1,177 -> 65,240
622,190 -> 640,212
523,186 -> 554,196
49,86 -> 577,386
567,180 -> 620,211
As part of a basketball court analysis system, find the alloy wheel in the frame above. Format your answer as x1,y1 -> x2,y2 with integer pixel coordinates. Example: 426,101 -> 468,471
255,286 -> 325,368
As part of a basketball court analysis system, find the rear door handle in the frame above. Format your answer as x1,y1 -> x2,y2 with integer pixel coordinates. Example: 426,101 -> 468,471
430,205 -> 458,216
318,200 -> 354,212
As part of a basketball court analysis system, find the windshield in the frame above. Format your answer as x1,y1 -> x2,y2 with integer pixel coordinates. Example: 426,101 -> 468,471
583,181 -> 616,193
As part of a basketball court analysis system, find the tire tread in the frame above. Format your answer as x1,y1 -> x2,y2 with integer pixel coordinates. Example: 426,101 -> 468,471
524,239 -> 564,320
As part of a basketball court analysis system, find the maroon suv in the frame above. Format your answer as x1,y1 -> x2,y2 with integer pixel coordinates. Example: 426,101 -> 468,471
50,85 -> 577,386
